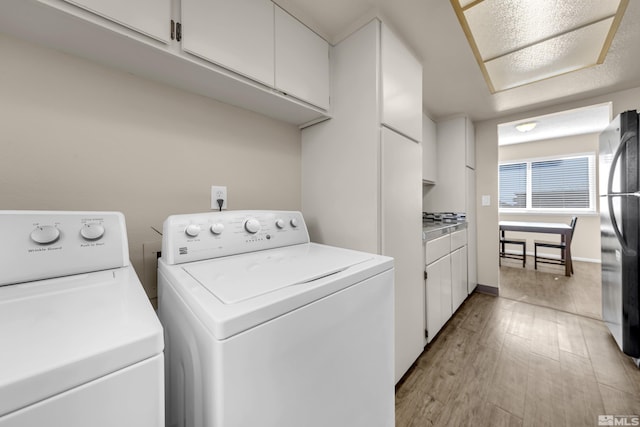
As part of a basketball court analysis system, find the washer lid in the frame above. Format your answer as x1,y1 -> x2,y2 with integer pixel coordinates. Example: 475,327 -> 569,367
0,266 -> 163,417
184,243 -> 374,304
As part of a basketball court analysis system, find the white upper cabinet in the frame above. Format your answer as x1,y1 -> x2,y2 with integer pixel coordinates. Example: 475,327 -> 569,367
428,117 -> 467,212
275,7 -> 330,110
422,114 -> 437,183
0,0 -> 330,124
381,24 -> 422,142
63,0 -> 171,44
181,0 -> 275,86
465,117 -> 476,169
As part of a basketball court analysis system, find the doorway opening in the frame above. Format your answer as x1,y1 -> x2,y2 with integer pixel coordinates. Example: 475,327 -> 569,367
496,102 -> 611,319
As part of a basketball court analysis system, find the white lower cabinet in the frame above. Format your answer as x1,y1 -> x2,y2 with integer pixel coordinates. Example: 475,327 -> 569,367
450,229 -> 468,312
425,226 -> 469,343
451,246 -> 468,312
425,254 -> 451,343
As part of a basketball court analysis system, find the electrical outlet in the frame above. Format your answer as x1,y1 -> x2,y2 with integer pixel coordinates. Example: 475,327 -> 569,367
211,186 -> 228,210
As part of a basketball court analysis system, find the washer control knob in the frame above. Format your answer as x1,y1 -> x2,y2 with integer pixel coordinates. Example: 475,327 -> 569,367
275,219 -> 285,229
30,225 -> 60,245
244,218 -> 261,234
185,224 -> 201,237
210,223 -> 224,235
80,223 -> 105,241
290,218 -> 299,228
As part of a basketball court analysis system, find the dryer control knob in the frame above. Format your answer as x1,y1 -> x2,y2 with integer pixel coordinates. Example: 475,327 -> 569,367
80,223 -> 105,241
30,225 -> 60,245
210,223 -> 224,235
244,218 -> 261,234
275,219 -> 285,229
185,224 -> 201,237
290,218 -> 299,228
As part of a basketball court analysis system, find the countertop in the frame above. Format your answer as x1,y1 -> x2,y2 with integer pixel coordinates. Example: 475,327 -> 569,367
423,221 -> 467,242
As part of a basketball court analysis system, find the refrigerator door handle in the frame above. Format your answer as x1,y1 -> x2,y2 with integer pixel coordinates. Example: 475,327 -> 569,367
608,192 -> 640,197
607,130 -> 637,256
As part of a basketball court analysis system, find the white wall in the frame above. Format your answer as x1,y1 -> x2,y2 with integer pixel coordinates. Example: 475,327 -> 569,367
0,34 -> 302,303
475,86 -> 640,289
499,133 -> 601,261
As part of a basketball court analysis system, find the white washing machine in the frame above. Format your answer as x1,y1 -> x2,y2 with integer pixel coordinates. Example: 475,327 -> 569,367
158,210 -> 395,427
0,211 -> 164,427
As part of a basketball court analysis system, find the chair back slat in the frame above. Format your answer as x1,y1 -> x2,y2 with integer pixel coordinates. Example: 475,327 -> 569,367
569,216 -> 578,237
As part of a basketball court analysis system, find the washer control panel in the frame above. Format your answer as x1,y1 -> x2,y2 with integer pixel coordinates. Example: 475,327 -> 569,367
162,210 -> 310,265
0,211 -> 129,286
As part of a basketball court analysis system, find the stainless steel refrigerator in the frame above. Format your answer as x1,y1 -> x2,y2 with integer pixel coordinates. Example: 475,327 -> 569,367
599,110 -> 640,363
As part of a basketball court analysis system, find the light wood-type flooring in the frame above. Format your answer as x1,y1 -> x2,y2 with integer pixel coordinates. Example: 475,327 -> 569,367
395,292 -> 640,426
500,257 -> 601,319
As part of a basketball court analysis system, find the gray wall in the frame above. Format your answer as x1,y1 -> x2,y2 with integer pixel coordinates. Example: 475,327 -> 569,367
0,34 -> 302,303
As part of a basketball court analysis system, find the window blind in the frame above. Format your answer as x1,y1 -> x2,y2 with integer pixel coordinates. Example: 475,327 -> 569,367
499,154 -> 595,212
499,163 -> 527,208
531,157 -> 591,208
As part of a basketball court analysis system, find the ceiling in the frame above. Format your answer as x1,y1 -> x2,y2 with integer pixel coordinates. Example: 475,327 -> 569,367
497,102 -> 612,145
274,0 -> 640,122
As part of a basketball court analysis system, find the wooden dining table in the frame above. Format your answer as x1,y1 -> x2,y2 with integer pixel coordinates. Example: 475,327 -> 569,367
499,220 -> 574,276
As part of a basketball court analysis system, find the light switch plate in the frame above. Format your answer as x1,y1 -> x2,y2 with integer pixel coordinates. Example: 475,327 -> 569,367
482,195 -> 491,206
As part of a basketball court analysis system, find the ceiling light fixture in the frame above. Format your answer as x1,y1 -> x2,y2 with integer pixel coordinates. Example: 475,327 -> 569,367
450,0 -> 629,93
515,121 -> 537,132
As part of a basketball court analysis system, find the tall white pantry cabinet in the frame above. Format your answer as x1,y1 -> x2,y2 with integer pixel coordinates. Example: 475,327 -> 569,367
302,20 -> 424,383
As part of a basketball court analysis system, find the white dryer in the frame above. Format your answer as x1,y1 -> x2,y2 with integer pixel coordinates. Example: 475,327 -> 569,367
158,210 -> 395,427
0,211 -> 164,427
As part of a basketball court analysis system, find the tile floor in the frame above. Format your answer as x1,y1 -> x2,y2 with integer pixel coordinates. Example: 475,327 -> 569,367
499,257 -> 601,319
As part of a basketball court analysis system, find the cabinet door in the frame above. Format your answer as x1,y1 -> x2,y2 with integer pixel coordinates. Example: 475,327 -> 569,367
274,7 -> 330,110
466,168 -> 477,293
465,116 -> 476,169
63,0 -> 171,43
451,247 -> 468,312
381,24 -> 422,142
381,127 -> 424,382
424,117 -> 466,212
426,254 -> 452,343
461,246 -> 468,298
425,260 -> 441,344
422,114 -> 437,183
440,253 -> 452,323
181,0 -> 275,86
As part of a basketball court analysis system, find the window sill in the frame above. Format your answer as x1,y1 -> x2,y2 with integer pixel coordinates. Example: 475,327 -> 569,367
498,209 -> 599,217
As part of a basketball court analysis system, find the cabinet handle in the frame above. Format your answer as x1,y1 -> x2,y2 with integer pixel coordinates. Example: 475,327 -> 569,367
170,20 -> 175,41
176,22 -> 182,42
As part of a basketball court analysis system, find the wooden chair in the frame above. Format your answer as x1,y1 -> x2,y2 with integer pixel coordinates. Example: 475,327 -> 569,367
499,236 -> 526,268
534,217 -> 578,273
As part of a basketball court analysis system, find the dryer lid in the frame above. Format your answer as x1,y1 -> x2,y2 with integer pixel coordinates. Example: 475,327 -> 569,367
0,266 -> 163,417
183,243 -> 374,304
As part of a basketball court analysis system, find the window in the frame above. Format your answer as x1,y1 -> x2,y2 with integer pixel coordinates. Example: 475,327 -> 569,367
499,154 -> 596,213
499,163 -> 527,208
